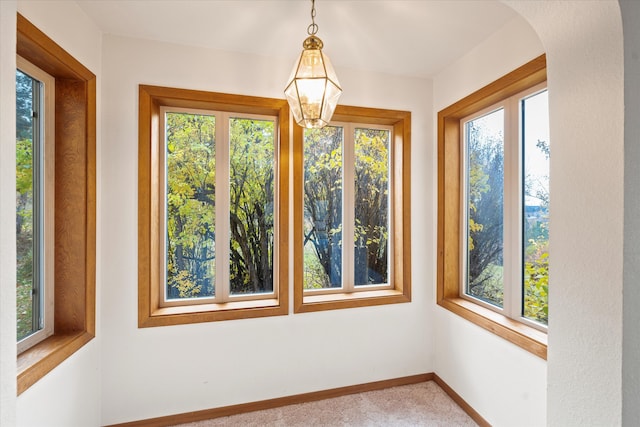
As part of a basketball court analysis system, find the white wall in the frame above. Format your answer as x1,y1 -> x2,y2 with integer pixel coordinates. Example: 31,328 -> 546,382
433,15 -> 548,427
8,2 -> 103,426
620,0 -> 640,424
0,1 -> 18,426
16,346 -> 101,427
509,1 -> 624,425
99,35 -> 433,425
435,2 -> 625,426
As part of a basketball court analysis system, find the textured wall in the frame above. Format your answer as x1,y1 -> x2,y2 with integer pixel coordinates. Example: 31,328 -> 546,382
506,1 -> 624,425
433,15 -> 548,427
0,1 -> 18,425
621,0 -> 640,425
436,1 -> 626,424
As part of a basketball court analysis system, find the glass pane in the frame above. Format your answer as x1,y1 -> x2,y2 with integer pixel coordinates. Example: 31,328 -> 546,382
466,109 -> 505,307
16,69 -> 40,341
165,112 -> 216,300
522,90 -> 550,325
229,118 -> 275,295
303,126 -> 344,289
354,128 -> 390,286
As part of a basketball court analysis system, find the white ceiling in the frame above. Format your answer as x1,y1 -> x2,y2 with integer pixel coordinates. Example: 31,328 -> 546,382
76,0 -> 518,78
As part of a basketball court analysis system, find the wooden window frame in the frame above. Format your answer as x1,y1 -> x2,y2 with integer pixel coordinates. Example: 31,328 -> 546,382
138,85 -> 290,327
437,55 -> 548,359
16,14 -> 97,394
293,105 -> 411,313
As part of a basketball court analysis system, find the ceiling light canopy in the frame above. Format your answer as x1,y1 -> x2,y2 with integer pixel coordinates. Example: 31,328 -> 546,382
284,0 -> 342,129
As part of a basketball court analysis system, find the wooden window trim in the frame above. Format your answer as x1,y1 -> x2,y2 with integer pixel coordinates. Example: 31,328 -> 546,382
437,54 -> 548,359
138,85 -> 290,327
16,14 -> 97,394
293,105 -> 411,313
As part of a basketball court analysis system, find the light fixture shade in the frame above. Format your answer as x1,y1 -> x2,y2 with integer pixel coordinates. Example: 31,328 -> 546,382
285,36 -> 342,129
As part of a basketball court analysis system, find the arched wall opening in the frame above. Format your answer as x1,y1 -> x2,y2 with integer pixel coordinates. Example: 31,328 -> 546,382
435,1 -> 624,425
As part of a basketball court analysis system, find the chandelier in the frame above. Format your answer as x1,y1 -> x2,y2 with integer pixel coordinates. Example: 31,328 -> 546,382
284,0 -> 342,129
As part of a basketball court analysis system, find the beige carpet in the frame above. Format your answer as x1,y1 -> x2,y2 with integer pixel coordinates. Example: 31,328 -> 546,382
172,381 -> 478,426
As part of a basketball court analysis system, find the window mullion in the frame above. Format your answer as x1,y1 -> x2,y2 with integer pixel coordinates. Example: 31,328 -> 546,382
42,68 -> 55,338
503,97 -> 520,319
342,124 -> 355,292
32,78 -> 44,332
216,113 -> 230,303
515,96 -> 526,321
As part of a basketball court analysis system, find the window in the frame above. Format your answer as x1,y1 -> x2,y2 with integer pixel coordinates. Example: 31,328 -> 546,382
138,86 -> 289,327
462,84 -> 549,329
437,55 -> 548,359
16,14 -> 96,394
294,105 -> 411,312
16,57 -> 55,354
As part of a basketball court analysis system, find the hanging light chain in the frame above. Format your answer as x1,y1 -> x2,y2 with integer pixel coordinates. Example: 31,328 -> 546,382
307,0 -> 319,35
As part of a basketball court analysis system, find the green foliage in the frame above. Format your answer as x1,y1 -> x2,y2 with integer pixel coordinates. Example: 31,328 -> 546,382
467,150 -> 488,251
16,70 -> 34,141
467,115 -> 549,324
166,113 -> 216,299
229,118 -> 275,294
16,69 -> 36,341
354,128 -> 389,285
16,137 -> 35,339
302,126 -> 391,288
165,113 -> 275,299
524,239 -> 549,324
523,138 -> 549,325
303,126 -> 344,288
466,120 -> 504,307
303,247 -> 330,289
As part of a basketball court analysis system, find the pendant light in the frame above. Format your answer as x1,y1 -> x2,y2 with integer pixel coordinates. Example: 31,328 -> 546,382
284,0 -> 342,129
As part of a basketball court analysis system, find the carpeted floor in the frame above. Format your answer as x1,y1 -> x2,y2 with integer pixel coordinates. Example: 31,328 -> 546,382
172,381 -> 478,426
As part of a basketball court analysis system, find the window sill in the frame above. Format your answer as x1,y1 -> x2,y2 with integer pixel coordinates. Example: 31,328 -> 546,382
17,331 -> 94,395
437,297 -> 547,359
295,289 -> 411,314
139,299 -> 287,328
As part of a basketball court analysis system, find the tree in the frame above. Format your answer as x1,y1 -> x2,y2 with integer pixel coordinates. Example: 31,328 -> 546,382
523,138 -> 550,324
354,128 -> 389,285
16,70 -> 36,339
165,113 -> 275,299
302,126 -> 390,288
467,121 -> 504,305
303,126 -> 343,288
228,118 -> 275,294
467,115 -> 550,324
166,113 -> 216,298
